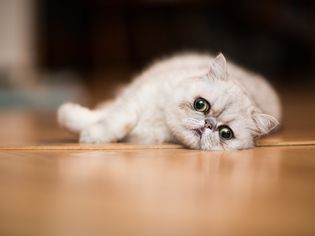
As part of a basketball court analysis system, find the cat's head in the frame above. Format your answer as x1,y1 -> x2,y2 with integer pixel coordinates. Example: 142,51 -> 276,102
165,53 -> 279,151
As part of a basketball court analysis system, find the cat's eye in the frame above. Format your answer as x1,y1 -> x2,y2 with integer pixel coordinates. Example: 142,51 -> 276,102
218,125 -> 234,140
193,98 -> 210,113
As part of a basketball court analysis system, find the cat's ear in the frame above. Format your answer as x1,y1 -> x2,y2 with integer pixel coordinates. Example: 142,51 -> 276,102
208,53 -> 228,81
252,112 -> 279,137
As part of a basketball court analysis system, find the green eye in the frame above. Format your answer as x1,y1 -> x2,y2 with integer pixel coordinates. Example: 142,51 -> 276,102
218,125 -> 234,140
193,98 -> 210,113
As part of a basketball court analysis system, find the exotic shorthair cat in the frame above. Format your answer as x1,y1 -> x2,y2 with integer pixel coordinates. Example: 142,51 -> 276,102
58,53 -> 281,151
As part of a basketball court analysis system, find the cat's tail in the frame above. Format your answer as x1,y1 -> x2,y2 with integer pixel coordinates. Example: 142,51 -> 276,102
57,103 -> 103,133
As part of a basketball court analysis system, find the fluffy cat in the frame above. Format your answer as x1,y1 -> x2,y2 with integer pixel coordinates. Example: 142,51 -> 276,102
58,53 -> 281,151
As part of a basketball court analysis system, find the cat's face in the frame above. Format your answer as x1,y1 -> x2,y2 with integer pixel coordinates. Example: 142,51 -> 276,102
165,54 -> 279,151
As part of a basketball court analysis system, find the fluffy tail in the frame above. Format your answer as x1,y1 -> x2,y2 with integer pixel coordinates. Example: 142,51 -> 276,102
57,103 -> 103,133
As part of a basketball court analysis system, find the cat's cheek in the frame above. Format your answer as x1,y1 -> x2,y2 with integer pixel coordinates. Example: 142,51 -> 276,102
177,130 -> 201,150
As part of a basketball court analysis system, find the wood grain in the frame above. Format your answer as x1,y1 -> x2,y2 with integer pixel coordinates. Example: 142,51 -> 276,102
1,146 -> 315,236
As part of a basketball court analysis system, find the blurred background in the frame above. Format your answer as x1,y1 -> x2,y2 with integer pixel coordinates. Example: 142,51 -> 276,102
0,0 -> 315,111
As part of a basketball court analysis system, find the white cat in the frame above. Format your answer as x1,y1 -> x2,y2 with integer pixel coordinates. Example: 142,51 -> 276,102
58,53 -> 281,151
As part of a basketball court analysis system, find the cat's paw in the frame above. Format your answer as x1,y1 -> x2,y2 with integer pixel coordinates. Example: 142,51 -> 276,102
79,123 -> 113,144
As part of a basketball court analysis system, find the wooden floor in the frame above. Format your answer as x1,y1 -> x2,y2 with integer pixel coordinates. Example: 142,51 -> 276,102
0,85 -> 315,236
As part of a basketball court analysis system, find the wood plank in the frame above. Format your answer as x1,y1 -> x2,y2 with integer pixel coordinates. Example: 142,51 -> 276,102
0,145 -> 315,236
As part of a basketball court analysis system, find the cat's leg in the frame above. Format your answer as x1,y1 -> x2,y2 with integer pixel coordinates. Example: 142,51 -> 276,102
58,103 -> 105,133
79,101 -> 139,144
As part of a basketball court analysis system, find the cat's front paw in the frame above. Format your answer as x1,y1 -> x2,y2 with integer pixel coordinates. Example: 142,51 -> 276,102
79,123 -> 112,144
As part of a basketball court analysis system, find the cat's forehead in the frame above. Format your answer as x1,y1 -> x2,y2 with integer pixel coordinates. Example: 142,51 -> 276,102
195,80 -> 253,119
180,76 -> 251,112
195,78 -> 246,102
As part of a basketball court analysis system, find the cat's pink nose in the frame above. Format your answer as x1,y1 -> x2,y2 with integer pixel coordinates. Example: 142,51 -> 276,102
204,119 -> 214,129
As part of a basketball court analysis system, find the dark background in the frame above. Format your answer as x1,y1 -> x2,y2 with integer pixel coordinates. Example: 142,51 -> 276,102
37,0 -> 315,86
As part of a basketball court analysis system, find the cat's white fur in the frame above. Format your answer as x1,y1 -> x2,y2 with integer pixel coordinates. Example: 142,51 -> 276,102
58,53 -> 281,151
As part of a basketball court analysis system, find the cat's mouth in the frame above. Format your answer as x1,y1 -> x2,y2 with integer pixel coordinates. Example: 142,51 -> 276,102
193,128 -> 204,138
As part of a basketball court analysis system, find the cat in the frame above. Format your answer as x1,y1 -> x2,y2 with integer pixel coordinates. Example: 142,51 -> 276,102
57,53 -> 281,151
